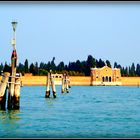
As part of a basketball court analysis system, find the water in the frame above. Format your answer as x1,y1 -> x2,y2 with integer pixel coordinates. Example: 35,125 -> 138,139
0,86 -> 140,138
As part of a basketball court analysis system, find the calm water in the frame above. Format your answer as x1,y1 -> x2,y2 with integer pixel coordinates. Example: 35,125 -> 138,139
0,86 -> 140,138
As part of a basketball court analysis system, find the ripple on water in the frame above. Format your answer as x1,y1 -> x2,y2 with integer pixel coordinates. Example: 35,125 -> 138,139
0,86 -> 140,138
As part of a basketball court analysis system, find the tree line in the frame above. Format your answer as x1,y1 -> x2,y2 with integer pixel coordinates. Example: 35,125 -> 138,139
0,55 -> 140,77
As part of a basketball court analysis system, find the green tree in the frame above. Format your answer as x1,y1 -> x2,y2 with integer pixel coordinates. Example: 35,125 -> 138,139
29,63 -> 35,75
130,63 -> 135,76
98,59 -> 105,68
106,60 -> 111,68
39,62 -> 45,69
3,63 -> 11,73
34,62 -> 39,75
38,69 -> 47,76
46,61 -> 51,71
80,61 -> 86,76
68,62 -> 76,71
50,57 -> 56,71
75,60 -> 81,72
114,62 -> 117,68
124,66 -> 129,76
136,64 -> 140,76
86,55 -> 96,76
57,61 -> 65,71
17,62 -> 24,75
24,59 -> 29,73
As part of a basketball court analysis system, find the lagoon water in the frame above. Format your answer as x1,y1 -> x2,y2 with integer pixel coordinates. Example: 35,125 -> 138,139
0,86 -> 140,138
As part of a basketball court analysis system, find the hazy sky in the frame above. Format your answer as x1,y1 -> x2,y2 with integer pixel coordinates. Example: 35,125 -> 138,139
1,1 -> 140,67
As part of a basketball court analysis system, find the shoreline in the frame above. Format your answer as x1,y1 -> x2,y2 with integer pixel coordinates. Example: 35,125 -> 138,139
1,76 -> 140,86
18,76 -> 140,86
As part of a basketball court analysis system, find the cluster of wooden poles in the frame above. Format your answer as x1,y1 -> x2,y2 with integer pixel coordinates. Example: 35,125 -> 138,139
0,48 -> 71,109
0,50 -> 22,110
0,21 -> 71,111
45,70 -> 71,98
0,52 -> 71,111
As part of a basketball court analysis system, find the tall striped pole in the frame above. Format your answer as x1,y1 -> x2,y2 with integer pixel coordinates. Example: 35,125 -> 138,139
8,21 -> 19,110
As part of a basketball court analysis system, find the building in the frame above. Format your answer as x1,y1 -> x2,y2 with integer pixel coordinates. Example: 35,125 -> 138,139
90,65 -> 122,86
24,73 -> 33,76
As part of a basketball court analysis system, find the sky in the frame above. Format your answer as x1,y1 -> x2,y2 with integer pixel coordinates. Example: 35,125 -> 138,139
0,1 -> 140,67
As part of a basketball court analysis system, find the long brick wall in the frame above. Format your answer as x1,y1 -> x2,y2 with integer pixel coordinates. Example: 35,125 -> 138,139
121,77 -> 140,86
1,75 -> 140,86
20,76 -> 91,86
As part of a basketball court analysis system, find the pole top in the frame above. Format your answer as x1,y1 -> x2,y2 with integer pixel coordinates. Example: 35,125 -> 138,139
11,21 -> 18,32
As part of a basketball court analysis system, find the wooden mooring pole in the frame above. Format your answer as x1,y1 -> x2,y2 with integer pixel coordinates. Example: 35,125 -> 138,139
7,49 -> 17,110
61,73 -> 70,93
7,49 -> 21,110
13,73 -> 21,109
0,72 -> 10,110
7,21 -> 21,110
45,70 -> 56,98
45,72 -> 51,98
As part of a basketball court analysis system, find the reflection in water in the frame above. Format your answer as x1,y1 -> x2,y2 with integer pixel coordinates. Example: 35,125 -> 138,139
45,97 -> 57,108
0,109 -> 20,122
0,109 -> 21,138
8,110 -> 20,120
0,110 -> 7,119
0,86 -> 140,138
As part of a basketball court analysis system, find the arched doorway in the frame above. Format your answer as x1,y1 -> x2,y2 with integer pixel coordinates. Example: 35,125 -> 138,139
109,77 -> 111,82
102,77 -> 105,82
105,76 -> 108,82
